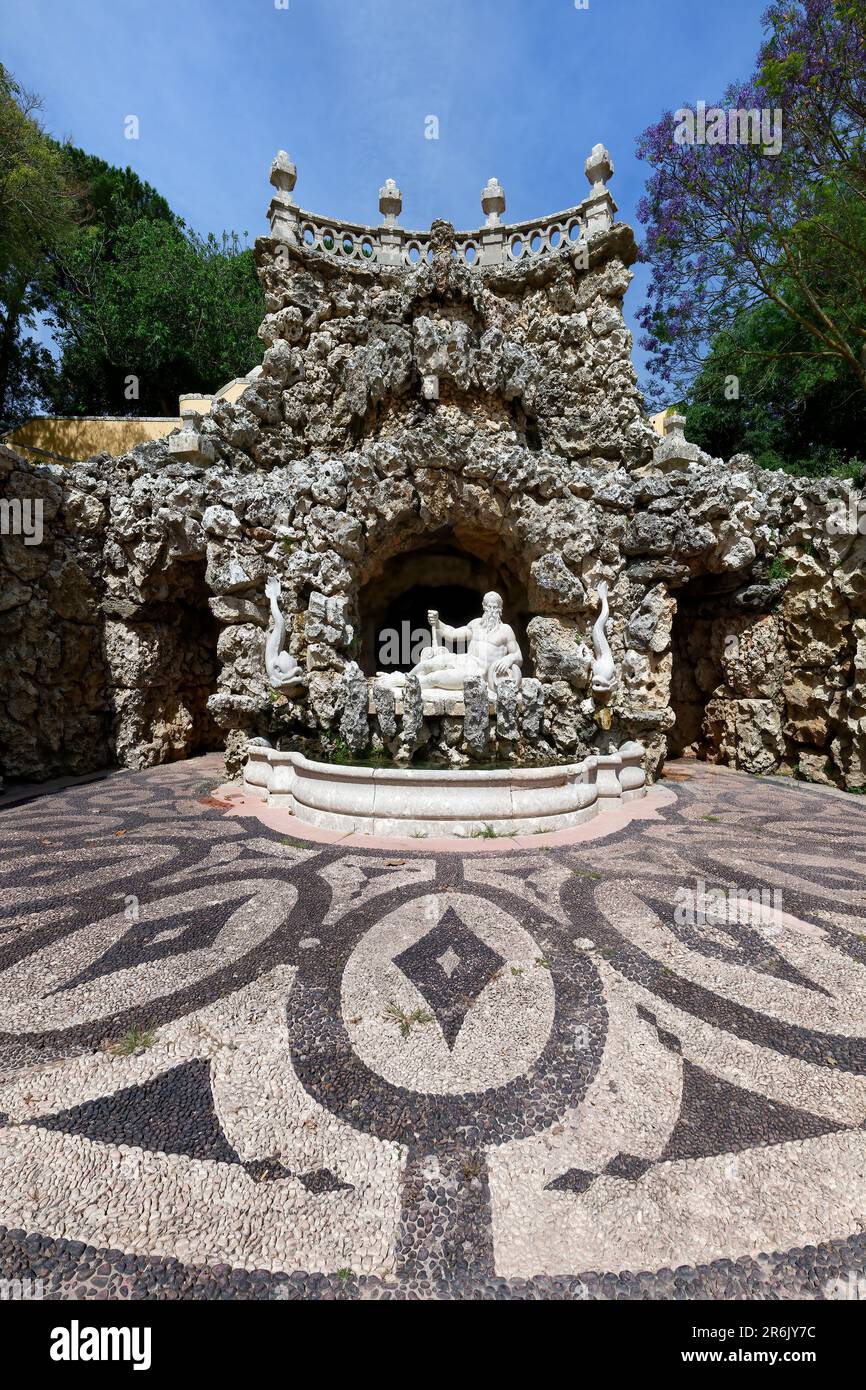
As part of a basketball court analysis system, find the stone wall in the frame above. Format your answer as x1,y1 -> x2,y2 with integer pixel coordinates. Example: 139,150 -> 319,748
1,203 -> 864,790
668,487 -> 866,786
0,444 -> 221,782
0,445 -> 109,780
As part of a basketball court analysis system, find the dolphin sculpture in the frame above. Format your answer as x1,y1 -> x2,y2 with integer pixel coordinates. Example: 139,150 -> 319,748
264,576 -> 306,692
591,581 -> 616,699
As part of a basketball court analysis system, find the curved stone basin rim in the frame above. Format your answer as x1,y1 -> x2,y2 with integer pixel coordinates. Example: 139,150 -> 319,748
243,743 -> 647,837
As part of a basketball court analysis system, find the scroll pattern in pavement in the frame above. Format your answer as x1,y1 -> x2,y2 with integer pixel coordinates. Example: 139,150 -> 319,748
1,759 -> 865,1299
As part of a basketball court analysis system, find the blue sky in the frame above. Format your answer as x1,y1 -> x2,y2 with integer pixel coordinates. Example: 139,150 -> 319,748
4,0 -> 767,393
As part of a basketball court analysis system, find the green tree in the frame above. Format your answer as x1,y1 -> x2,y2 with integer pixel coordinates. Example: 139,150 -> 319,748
59,145 -> 174,232
1,63 -> 264,428
0,65 -> 74,428
637,1 -> 866,400
46,220 -> 263,417
686,294 -> 866,481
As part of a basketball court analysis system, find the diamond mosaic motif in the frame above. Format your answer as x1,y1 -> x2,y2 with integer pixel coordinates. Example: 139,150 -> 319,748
394,908 -> 505,1050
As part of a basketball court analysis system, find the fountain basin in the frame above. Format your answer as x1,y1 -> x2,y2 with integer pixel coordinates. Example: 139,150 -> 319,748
243,743 -> 646,837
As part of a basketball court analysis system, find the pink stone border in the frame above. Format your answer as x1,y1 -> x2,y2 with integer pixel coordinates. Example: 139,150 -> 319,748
209,783 -> 677,853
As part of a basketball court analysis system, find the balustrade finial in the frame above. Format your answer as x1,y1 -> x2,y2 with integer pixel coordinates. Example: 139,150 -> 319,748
583,144 -> 616,237
270,150 -> 298,198
268,151 -> 300,246
379,178 -> 402,226
481,176 -> 506,227
584,143 -> 613,194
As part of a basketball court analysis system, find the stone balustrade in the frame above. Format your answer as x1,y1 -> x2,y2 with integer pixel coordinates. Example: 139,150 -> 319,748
265,143 -> 617,271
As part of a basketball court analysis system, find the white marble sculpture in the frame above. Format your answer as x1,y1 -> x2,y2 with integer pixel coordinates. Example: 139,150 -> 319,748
590,580 -> 617,700
264,577 -> 306,693
377,590 -> 523,698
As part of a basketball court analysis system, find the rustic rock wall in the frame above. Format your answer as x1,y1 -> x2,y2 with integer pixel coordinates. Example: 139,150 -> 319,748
0,445 -> 222,782
1,214 -> 864,790
0,445 -> 109,781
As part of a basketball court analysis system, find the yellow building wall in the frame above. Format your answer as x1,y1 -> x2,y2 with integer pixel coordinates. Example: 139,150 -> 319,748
3,374 -> 259,465
4,416 -> 181,465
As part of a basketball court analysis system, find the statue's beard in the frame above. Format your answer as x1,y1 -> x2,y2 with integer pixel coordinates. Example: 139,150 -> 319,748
481,607 -> 501,632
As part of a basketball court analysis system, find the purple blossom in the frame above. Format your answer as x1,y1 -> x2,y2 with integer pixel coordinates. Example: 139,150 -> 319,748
635,0 -> 866,397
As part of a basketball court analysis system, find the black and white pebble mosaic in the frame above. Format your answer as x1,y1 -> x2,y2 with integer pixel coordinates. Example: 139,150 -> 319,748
1,757 -> 866,1300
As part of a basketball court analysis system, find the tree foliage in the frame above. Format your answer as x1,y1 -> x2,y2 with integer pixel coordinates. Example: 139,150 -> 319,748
0,65 -> 74,428
59,145 -> 174,233
636,0 -> 866,414
0,64 -> 264,430
47,222 -> 263,416
685,295 -> 866,482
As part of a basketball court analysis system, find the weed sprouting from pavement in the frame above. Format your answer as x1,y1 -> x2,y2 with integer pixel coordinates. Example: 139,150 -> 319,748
109,1026 -> 156,1056
384,1003 -> 434,1038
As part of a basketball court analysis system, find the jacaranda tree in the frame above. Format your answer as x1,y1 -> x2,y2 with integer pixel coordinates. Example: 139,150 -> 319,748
636,1 -> 866,410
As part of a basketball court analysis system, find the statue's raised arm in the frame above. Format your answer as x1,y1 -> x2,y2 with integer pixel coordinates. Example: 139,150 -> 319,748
435,614 -> 473,644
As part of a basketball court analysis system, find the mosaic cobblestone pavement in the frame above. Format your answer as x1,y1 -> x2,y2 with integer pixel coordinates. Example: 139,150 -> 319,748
2,757 -> 866,1300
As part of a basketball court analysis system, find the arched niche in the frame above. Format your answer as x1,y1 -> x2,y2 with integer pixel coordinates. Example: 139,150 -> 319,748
358,533 -> 530,676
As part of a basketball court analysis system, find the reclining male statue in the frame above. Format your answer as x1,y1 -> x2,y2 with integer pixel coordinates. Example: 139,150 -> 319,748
377,590 -> 523,696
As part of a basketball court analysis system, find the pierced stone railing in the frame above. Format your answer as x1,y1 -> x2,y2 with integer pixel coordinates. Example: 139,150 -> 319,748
266,145 -> 617,272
